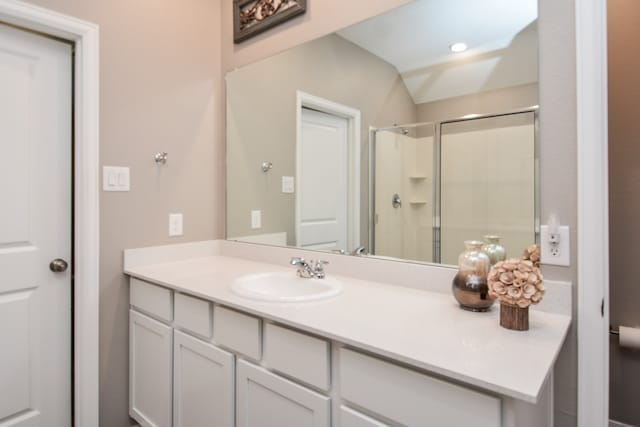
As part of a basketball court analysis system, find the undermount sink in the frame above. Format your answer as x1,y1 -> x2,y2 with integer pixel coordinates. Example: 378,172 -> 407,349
231,272 -> 343,302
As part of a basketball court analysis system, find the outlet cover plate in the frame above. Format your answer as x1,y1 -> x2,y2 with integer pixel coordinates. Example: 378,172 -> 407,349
169,213 -> 183,237
540,225 -> 570,266
251,210 -> 261,229
282,176 -> 295,193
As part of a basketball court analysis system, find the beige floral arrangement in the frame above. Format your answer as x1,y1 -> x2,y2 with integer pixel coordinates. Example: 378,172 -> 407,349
487,258 -> 545,308
522,244 -> 541,267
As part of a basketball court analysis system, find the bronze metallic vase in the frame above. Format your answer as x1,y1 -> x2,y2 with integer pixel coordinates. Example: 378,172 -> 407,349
452,240 -> 495,312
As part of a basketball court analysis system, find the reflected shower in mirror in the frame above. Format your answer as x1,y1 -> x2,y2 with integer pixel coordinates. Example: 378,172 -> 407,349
226,0 -> 539,266
371,111 -> 537,266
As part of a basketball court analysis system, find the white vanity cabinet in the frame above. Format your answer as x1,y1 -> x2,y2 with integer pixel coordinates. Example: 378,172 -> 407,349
128,277 -> 550,427
130,280 -> 235,427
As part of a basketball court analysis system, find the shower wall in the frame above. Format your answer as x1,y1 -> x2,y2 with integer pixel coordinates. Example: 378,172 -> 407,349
374,128 -> 434,262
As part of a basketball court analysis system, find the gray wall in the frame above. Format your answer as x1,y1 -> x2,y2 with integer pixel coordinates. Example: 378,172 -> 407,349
416,83 -> 538,123
20,0 -> 224,426
607,1 -> 640,425
226,34 -> 416,245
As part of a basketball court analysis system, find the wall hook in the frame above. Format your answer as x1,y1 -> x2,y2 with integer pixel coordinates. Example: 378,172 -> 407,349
155,152 -> 168,165
261,161 -> 273,172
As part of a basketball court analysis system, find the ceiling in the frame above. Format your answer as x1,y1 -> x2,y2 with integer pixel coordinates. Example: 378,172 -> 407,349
337,0 -> 538,104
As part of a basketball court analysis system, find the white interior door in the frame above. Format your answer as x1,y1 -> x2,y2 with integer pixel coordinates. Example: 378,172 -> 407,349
297,108 -> 349,251
0,23 -> 72,427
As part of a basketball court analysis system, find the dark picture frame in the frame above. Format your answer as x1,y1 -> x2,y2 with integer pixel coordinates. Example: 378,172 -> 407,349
233,0 -> 307,43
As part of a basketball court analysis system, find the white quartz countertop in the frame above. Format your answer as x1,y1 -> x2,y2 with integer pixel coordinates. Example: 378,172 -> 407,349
124,253 -> 570,404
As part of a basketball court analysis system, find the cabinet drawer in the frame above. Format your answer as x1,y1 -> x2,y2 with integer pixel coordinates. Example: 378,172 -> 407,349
213,306 -> 261,360
339,348 -> 501,427
130,278 -> 173,322
340,406 -> 390,427
174,293 -> 212,338
236,360 -> 330,427
264,323 -> 330,390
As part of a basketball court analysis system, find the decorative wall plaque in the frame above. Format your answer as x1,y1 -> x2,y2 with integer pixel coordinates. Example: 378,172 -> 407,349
234,0 -> 307,43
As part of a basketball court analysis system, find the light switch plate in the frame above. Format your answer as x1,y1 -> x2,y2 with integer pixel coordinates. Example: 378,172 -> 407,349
251,210 -> 261,229
540,225 -> 570,266
169,213 -> 183,237
103,166 -> 130,191
282,176 -> 295,193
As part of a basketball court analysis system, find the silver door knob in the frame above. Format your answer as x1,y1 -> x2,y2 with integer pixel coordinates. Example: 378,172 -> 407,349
49,258 -> 68,273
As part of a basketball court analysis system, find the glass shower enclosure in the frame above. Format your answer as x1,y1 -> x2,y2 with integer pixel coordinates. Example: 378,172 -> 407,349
370,109 -> 538,266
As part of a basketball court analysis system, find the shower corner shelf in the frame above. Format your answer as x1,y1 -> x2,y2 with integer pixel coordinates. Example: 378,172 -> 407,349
409,200 -> 428,205
409,175 -> 428,180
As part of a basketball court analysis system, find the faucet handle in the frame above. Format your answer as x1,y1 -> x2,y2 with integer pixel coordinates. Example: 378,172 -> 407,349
313,260 -> 329,278
290,257 -> 305,266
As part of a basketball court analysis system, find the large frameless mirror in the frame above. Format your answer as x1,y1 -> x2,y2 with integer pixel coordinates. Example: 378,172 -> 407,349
226,0 -> 539,266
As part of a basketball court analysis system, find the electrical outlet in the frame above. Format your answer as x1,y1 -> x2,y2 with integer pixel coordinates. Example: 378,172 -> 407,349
540,225 -> 570,266
251,210 -> 261,229
169,213 -> 183,237
282,176 -> 295,193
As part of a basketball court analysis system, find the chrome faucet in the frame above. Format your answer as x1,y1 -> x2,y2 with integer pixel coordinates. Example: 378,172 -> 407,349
290,257 -> 329,279
351,246 -> 367,256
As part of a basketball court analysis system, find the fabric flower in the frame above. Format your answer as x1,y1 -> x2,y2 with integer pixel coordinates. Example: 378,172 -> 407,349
487,253 -> 545,308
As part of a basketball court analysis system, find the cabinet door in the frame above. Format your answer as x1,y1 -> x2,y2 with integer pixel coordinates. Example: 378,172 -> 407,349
236,360 -> 330,427
173,330 -> 234,427
130,310 -> 173,427
340,406 -> 390,427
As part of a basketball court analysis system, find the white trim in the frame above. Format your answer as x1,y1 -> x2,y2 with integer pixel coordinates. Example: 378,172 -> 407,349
575,0 -> 609,426
0,1 -> 100,426
295,91 -> 361,251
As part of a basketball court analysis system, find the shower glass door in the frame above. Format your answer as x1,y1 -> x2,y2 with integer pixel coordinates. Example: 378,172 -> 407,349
439,112 -> 536,265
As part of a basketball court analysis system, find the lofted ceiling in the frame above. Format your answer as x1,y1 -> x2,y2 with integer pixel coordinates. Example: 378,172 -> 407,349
337,0 -> 538,104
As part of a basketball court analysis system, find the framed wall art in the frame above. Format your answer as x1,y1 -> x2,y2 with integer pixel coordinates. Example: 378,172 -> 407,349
234,0 -> 307,43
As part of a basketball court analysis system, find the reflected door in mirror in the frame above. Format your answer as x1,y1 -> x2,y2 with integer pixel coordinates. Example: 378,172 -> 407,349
297,108 -> 349,251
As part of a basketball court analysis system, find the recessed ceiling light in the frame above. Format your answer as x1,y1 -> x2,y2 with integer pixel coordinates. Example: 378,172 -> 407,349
449,42 -> 468,53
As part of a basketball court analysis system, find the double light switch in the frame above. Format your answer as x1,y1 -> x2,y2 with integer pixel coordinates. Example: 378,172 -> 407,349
103,166 -> 130,192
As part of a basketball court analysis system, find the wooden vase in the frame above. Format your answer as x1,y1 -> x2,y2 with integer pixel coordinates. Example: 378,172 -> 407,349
500,303 -> 529,331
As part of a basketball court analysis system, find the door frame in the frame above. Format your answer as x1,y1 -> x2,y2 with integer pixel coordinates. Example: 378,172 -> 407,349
0,1 -> 100,425
575,0 -> 609,425
295,91 -> 361,250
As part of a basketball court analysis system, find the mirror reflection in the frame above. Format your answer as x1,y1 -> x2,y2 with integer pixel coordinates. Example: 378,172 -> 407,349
226,0 -> 539,266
